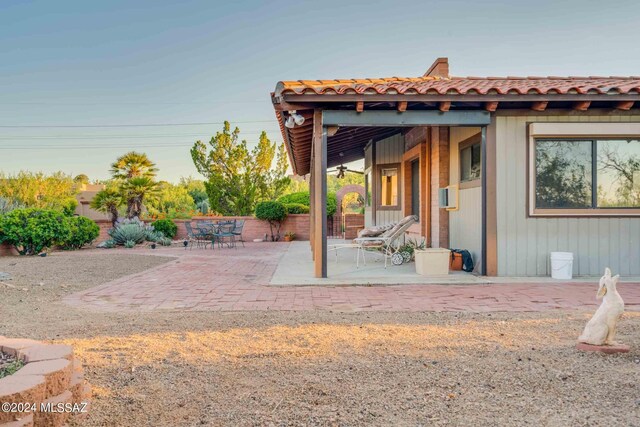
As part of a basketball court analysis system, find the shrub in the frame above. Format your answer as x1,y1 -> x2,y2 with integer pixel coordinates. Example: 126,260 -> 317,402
0,208 -> 70,255
0,197 -> 24,215
277,191 -> 337,216
124,240 -> 136,248
63,216 -> 100,250
255,201 -> 287,241
108,217 -> 149,246
283,203 -> 309,214
145,229 -> 164,242
151,219 -> 177,239
157,236 -> 173,246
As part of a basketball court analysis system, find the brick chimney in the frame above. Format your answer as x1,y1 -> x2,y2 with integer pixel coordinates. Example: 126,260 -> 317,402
424,57 -> 449,78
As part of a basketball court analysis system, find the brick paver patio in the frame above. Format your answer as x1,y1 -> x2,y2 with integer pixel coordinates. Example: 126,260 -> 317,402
64,243 -> 640,313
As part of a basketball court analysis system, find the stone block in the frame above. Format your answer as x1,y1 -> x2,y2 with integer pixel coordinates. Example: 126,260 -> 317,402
14,359 -> 71,398
18,345 -> 73,364
576,342 -> 630,354
33,390 -> 72,427
0,413 -> 33,427
0,339 -> 40,357
0,375 -> 45,423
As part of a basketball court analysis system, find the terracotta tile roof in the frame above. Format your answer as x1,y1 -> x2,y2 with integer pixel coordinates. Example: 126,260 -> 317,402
275,76 -> 640,97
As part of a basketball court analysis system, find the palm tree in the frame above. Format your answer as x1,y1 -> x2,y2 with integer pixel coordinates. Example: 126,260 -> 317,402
121,177 -> 159,218
110,152 -> 158,180
90,188 -> 123,226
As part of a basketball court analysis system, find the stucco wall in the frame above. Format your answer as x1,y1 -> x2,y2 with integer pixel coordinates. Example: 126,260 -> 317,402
495,113 -> 640,276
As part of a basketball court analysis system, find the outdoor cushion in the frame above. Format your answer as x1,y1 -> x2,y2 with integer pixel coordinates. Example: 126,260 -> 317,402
357,223 -> 395,238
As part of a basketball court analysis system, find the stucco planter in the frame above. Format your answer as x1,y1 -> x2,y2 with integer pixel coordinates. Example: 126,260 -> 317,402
414,248 -> 451,276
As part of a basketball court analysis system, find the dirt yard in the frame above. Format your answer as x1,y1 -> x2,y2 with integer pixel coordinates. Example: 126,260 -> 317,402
1,251 -> 639,426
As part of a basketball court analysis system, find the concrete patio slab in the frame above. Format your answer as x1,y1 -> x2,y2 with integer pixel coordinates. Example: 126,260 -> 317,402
270,240 -> 489,286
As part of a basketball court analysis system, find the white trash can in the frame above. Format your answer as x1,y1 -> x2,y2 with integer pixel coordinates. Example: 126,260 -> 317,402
550,252 -> 573,279
415,248 -> 451,276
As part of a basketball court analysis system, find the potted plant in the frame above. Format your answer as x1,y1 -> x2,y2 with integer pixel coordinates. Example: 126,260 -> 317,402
284,231 -> 295,242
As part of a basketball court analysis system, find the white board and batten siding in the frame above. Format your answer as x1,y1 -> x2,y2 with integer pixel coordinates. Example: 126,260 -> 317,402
495,114 -> 640,276
449,127 -> 483,271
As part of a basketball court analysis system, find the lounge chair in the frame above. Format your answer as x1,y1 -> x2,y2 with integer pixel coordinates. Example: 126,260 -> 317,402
330,215 -> 418,268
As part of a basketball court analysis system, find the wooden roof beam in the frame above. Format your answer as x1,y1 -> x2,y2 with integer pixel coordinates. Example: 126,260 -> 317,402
438,101 -> 451,112
484,101 -> 499,112
531,101 -> 548,111
356,101 -> 364,113
397,101 -> 408,112
615,101 -> 635,110
573,101 -> 591,111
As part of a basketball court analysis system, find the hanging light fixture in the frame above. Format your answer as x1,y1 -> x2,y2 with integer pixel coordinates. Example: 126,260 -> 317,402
285,114 -> 295,128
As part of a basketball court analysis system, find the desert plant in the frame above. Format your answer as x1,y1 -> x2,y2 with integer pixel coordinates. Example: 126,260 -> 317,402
0,358 -> 24,379
96,239 -> 116,249
110,151 -> 158,179
145,229 -> 164,242
255,201 -> 287,241
90,188 -> 123,227
62,216 -> 100,250
151,219 -> 177,239
124,240 -> 136,248
108,217 -> 149,246
283,203 -> 309,214
121,176 -> 159,219
157,236 -> 173,246
0,208 -> 70,255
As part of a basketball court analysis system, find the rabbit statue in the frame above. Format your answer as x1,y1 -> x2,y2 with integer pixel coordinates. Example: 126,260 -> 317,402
578,268 -> 625,346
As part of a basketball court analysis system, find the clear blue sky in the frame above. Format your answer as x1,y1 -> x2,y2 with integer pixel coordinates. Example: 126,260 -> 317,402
1,0 -> 639,182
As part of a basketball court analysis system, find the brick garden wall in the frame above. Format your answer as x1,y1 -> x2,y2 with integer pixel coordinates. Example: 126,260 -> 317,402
95,214 -> 310,242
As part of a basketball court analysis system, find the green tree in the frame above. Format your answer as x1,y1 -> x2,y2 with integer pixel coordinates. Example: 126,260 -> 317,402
191,122 -> 290,216
110,151 -> 158,179
146,181 -> 196,219
121,177 -> 159,219
90,187 -> 123,226
0,171 -> 78,215
73,174 -> 90,186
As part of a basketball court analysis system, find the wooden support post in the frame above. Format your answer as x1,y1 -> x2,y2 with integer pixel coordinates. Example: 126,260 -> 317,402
371,139 -> 377,225
312,109 -> 327,278
531,101 -> 548,112
309,162 -> 315,261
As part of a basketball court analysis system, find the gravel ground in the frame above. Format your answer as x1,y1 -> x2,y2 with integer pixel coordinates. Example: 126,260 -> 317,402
1,251 -> 639,426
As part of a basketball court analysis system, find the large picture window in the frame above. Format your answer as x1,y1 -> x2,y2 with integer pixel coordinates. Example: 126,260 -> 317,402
534,138 -> 640,212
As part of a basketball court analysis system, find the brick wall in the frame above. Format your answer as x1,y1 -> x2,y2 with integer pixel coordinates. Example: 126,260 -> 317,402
343,213 -> 365,239
430,127 -> 449,248
95,215 -> 311,242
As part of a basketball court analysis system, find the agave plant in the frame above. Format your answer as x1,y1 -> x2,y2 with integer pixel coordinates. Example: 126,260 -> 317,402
108,217 -> 151,246
124,240 -> 136,248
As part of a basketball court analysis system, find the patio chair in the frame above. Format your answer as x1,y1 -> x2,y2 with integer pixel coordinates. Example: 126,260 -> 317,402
213,222 -> 236,249
184,222 -> 208,250
231,219 -> 245,247
352,215 -> 418,268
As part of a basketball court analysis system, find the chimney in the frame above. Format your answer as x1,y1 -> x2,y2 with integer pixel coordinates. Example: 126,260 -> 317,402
424,57 -> 449,78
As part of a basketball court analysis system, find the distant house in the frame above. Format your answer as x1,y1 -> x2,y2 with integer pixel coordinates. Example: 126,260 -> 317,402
271,58 -> 640,277
75,183 -> 109,220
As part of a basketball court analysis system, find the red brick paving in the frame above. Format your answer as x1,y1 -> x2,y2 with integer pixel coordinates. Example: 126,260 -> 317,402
64,243 -> 640,313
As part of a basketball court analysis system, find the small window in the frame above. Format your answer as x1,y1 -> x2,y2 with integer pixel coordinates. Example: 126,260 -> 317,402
533,138 -> 640,212
377,164 -> 400,209
410,159 -> 420,218
460,142 -> 481,182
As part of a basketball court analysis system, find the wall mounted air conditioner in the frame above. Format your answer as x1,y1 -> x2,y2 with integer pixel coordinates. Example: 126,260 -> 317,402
438,185 -> 459,211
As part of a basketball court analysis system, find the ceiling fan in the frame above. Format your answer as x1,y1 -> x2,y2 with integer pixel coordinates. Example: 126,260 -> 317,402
328,164 -> 365,179
327,152 -> 365,179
